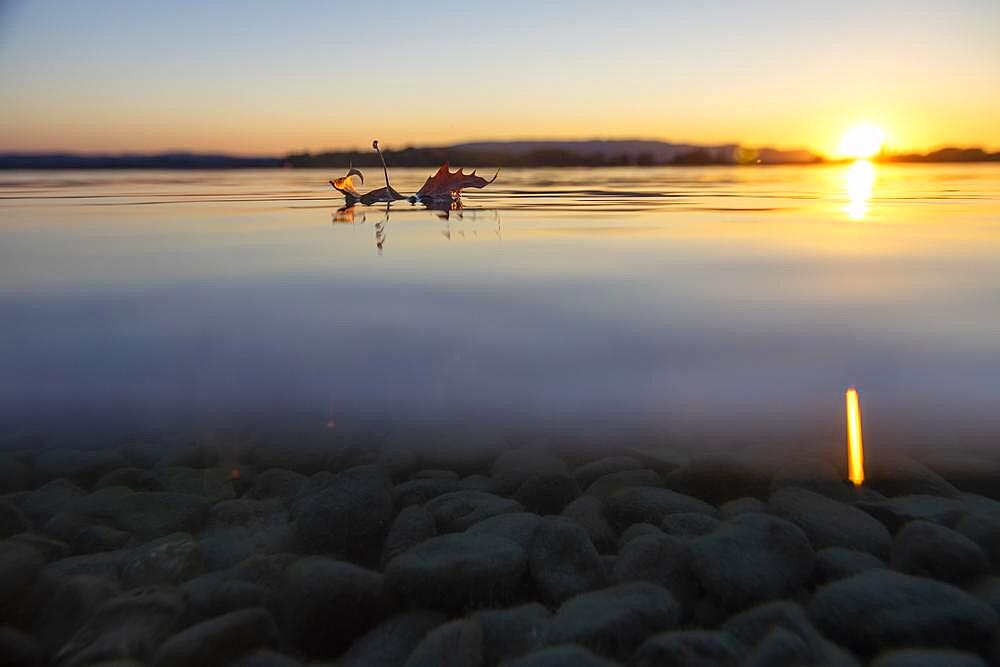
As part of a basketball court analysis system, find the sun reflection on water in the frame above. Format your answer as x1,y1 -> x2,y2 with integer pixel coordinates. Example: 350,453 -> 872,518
845,160 -> 875,219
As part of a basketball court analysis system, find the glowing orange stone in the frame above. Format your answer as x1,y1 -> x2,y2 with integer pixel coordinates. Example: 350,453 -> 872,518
231,468 -> 241,481
845,387 -> 865,485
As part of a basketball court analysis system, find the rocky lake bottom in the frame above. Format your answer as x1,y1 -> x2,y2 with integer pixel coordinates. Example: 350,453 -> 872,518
4,168 -> 1000,665
2,433 -> 1000,666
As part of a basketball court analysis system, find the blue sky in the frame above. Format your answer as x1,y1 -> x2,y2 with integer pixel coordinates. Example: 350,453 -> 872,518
1,0 -> 998,154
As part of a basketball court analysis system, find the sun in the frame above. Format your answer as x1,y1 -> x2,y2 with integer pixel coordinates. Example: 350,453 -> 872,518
839,125 -> 885,159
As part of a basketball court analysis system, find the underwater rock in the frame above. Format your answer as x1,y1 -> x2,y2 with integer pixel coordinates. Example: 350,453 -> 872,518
503,644 -> 620,667
464,512 -> 544,549
769,487 -> 891,557
865,453 -> 961,499
411,469 -> 460,480
54,586 -> 188,666
199,500 -> 297,571
573,456 -> 643,490
515,473 -> 581,515
72,525 -> 131,555
280,556 -> 389,657
547,582 -> 680,659
742,626 -> 814,667
724,600 -> 859,667
424,490 -> 522,533
157,466 -> 236,503
856,495 -> 966,532
180,573 -> 274,625
665,457 -> 772,505
810,569 -> 999,655
769,457 -> 848,500
0,541 -> 45,623
491,449 -> 570,496
340,610 -> 446,667
29,573 -> 119,654
120,532 -> 204,588
0,453 -> 31,493
393,478 -> 465,507
635,629 -> 740,667
44,550 -> 123,581
95,467 -> 163,492
611,534 -> 695,616
0,625 -> 40,666
719,497 -> 767,518
560,496 -> 616,554
381,505 -> 436,568
294,465 -> 393,560
228,650 -> 303,667
386,533 -> 526,610
244,468 -> 307,506
813,547 -> 885,584
475,602 -> 551,665
689,513 -> 813,612
151,607 -> 278,667
605,487 -> 716,530
527,517 -> 606,605
584,469 -> 662,502
660,512 -> 720,539
891,520 -> 989,582
0,499 -> 30,539
617,523 -> 664,550
870,648 -> 987,667
13,479 -> 86,527
403,618 -> 482,667
956,510 -> 1000,570
111,492 -> 211,540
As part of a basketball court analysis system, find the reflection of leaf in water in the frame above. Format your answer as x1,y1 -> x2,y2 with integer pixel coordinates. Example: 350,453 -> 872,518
333,205 -> 357,223
426,197 -> 463,220
415,163 -> 498,202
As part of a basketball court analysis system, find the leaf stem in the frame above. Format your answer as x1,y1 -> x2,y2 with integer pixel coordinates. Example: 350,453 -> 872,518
372,140 -> 392,190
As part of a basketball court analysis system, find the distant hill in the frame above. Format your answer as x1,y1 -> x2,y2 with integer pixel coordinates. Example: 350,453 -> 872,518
883,147 -> 1000,163
0,152 -> 282,169
2,142 -> 998,169
286,140 -> 823,168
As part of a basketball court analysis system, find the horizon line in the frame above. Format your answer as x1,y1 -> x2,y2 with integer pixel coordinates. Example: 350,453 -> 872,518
3,138 -> 1000,161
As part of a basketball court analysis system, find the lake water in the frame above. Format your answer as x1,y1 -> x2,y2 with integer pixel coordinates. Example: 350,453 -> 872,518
2,164 -> 999,461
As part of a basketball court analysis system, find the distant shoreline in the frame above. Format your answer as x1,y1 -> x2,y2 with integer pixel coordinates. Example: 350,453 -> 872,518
1,142 -> 998,170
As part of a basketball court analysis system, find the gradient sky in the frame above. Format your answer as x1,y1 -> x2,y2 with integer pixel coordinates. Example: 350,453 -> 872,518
1,0 -> 998,156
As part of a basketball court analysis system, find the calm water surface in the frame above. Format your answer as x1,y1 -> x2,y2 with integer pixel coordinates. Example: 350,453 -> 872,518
2,165 -> 999,459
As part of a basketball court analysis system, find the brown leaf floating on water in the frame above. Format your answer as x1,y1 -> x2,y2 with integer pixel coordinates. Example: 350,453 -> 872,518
415,162 -> 499,201
360,185 -> 406,205
329,166 -> 365,198
329,142 -> 498,206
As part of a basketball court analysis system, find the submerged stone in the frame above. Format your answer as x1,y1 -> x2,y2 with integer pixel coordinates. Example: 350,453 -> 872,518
809,569 -> 999,655
547,582 -> 680,658
689,513 -> 813,612
386,533 -> 526,610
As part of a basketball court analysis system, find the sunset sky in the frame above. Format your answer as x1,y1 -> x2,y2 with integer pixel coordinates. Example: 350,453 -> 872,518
1,0 -> 998,157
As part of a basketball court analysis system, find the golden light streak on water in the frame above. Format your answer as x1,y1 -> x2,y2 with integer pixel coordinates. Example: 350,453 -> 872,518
845,386 -> 865,485
845,160 -> 875,219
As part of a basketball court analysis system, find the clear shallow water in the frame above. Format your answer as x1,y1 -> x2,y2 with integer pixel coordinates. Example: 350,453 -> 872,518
1,165 -> 999,459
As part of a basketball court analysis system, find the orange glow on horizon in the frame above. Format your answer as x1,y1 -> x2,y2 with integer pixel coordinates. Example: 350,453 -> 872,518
845,387 -> 865,485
